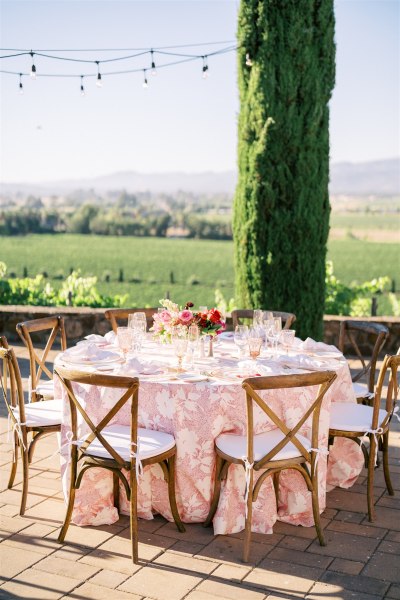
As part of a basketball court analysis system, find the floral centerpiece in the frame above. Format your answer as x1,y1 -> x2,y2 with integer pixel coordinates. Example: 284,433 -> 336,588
151,299 -> 225,343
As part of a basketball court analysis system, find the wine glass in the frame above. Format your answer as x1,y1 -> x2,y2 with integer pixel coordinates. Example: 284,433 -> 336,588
271,317 -> 282,354
280,329 -> 296,355
253,309 -> 263,327
117,326 -> 132,361
172,329 -> 188,371
234,325 -> 249,359
188,324 -> 199,366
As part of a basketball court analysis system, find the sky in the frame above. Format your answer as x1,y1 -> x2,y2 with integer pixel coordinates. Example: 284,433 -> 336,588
0,0 -> 399,183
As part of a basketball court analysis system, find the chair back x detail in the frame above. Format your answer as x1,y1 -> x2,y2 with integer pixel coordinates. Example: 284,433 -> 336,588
231,309 -> 296,330
329,352 -> 399,521
17,315 -> 67,403
338,320 -> 389,401
242,371 -> 336,473
104,308 -> 157,333
0,338 -> 62,514
204,370 -> 336,562
54,366 -> 185,563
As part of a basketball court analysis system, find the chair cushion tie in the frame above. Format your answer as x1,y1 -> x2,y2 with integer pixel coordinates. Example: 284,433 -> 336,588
242,456 -> 254,518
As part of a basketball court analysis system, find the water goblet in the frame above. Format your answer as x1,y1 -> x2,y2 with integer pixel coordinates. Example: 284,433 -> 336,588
117,326 -> 132,361
253,309 -> 263,327
234,325 -> 249,359
271,317 -> 282,354
131,321 -> 146,353
280,329 -> 296,355
247,326 -> 263,360
248,336 -> 263,360
188,324 -> 199,365
172,329 -> 188,371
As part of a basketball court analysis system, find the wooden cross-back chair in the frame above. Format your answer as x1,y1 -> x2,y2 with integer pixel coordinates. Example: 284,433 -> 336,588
16,315 -> 67,403
231,309 -> 296,330
0,338 -> 62,514
329,352 -> 399,521
338,320 -> 389,404
204,370 -> 337,562
104,308 -> 158,333
55,367 -> 185,564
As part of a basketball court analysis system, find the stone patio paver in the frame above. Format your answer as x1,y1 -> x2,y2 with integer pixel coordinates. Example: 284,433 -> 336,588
0,345 -> 399,599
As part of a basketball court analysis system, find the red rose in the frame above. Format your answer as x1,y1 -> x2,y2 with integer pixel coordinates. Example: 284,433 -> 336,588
208,309 -> 221,324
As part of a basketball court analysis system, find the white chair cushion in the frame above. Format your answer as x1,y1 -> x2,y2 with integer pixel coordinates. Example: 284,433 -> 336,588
12,399 -> 63,427
352,382 -> 373,399
35,380 -> 55,399
84,424 -> 176,462
216,429 -> 311,462
330,402 -> 388,432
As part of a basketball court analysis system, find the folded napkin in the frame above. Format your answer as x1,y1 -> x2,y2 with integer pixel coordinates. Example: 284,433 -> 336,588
114,358 -> 164,376
237,361 -> 274,377
293,337 -> 341,355
84,334 -> 107,344
62,343 -> 119,363
275,354 -> 340,371
104,331 -> 117,344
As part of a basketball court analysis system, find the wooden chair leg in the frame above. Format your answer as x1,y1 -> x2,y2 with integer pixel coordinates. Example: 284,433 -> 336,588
58,486 -> 76,543
8,433 -> 18,489
310,481 -> 325,546
113,472 -> 120,510
242,468 -> 254,563
129,467 -> 138,564
367,439 -> 376,522
382,431 -> 394,496
273,472 -> 280,509
203,454 -> 225,528
28,431 -> 41,464
20,446 -> 29,516
167,454 -> 185,533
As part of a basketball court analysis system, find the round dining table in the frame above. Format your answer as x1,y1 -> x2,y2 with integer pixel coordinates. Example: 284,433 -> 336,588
54,333 -> 364,535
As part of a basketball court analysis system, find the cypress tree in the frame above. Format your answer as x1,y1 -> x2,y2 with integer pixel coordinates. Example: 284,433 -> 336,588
234,0 -> 335,339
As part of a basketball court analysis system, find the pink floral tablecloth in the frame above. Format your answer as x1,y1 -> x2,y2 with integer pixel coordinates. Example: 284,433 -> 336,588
55,337 -> 364,535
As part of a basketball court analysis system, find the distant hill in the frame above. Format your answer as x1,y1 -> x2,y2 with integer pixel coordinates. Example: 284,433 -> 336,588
1,158 -> 399,197
329,158 -> 400,195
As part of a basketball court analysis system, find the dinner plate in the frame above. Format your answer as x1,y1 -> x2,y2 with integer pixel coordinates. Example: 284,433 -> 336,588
307,351 -> 343,359
176,373 -> 208,382
60,353 -> 121,366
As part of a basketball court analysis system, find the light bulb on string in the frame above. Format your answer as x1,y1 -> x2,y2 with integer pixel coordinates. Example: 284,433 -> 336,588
80,75 -> 85,96
142,69 -> 148,89
95,61 -> 103,87
245,53 -> 253,67
19,73 -> 24,95
30,51 -> 37,79
150,49 -> 157,76
202,56 -> 209,79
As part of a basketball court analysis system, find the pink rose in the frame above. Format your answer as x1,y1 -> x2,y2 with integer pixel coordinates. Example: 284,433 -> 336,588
179,310 -> 193,325
160,310 -> 172,324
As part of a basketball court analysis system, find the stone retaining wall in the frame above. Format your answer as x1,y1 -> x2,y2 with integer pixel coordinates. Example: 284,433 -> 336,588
0,305 -> 399,355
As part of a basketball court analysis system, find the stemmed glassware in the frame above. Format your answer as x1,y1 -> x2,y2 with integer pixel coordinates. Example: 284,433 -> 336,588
171,328 -> 188,371
234,325 -> 249,359
248,328 -> 263,360
117,326 -> 132,361
128,314 -> 146,354
188,324 -> 200,366
270,317 -> 282,354
280,329 -> 296,355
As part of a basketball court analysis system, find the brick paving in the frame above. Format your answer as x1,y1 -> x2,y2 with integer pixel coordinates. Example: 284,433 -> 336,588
0,346 -> 399,599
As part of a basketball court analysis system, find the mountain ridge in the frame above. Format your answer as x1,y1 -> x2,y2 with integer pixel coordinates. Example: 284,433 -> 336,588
1,158 -> 399,196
